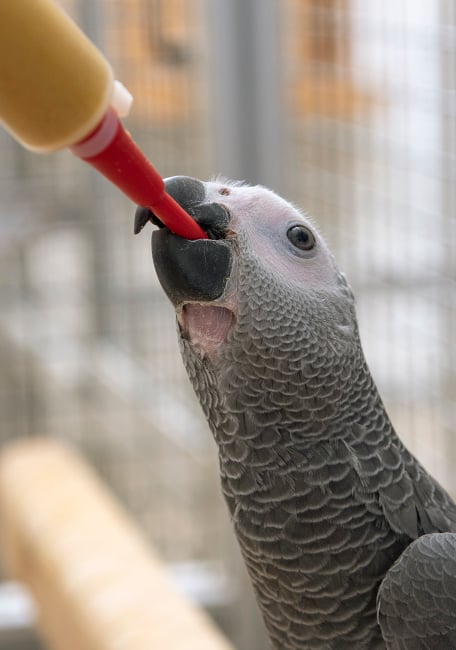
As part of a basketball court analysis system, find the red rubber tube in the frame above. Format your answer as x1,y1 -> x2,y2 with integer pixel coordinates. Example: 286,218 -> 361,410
72,109 -> 207,240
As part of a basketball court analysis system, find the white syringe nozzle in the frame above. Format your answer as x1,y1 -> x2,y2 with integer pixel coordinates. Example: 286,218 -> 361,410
111,81 -> 134,119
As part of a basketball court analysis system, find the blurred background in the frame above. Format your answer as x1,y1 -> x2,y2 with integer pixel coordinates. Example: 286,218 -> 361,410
0,0 -> 454,648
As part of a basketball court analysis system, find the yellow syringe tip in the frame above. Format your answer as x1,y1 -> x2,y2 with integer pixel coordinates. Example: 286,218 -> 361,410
0,0 -> 113,152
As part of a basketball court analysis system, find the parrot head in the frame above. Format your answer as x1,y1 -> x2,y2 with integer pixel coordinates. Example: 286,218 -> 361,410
137,175 -> 357,374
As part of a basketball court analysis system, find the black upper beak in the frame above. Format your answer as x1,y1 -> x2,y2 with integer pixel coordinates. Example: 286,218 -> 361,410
134,176 -> 230,240
135,176 -> 233,307
134,205 -> 160,235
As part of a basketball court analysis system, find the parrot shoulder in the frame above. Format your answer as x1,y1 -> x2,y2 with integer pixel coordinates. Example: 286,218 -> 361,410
347,425 -> 456,539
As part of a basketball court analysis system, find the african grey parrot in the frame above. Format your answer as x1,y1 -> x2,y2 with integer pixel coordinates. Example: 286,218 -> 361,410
135,176 -> 456,650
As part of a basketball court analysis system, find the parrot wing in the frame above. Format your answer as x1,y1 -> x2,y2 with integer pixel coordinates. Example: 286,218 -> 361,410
377,532 -> 456,649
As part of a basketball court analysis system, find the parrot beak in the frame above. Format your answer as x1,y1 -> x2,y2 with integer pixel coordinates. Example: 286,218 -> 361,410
136,176 -> 233,309
151,230 -> 232,308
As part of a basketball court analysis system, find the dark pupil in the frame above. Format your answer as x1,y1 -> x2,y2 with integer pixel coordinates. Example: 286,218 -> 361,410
288,226 -> 314,250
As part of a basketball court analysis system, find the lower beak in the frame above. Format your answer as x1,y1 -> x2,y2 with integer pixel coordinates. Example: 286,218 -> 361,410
152,229 -> 232,307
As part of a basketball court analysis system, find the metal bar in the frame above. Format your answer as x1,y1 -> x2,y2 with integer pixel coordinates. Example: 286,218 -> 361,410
208,0 -> 285,192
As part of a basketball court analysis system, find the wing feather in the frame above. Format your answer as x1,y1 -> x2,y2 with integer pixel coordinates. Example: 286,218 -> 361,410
377,533 -> 456,649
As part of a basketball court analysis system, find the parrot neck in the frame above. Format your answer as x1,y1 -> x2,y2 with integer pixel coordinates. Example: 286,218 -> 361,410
178,272 -> 401,648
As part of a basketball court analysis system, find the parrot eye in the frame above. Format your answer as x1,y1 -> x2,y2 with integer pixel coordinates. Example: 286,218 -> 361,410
287,225 -> 316,251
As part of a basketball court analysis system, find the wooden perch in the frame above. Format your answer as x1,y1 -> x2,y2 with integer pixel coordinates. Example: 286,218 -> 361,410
0,438 -> 234,650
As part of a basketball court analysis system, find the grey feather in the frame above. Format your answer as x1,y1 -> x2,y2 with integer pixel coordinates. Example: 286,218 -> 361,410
377,533 -> 456,648
146,177 -> 456,649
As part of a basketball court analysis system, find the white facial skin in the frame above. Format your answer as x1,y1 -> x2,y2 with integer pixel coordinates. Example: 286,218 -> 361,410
204,180 -> 340,291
